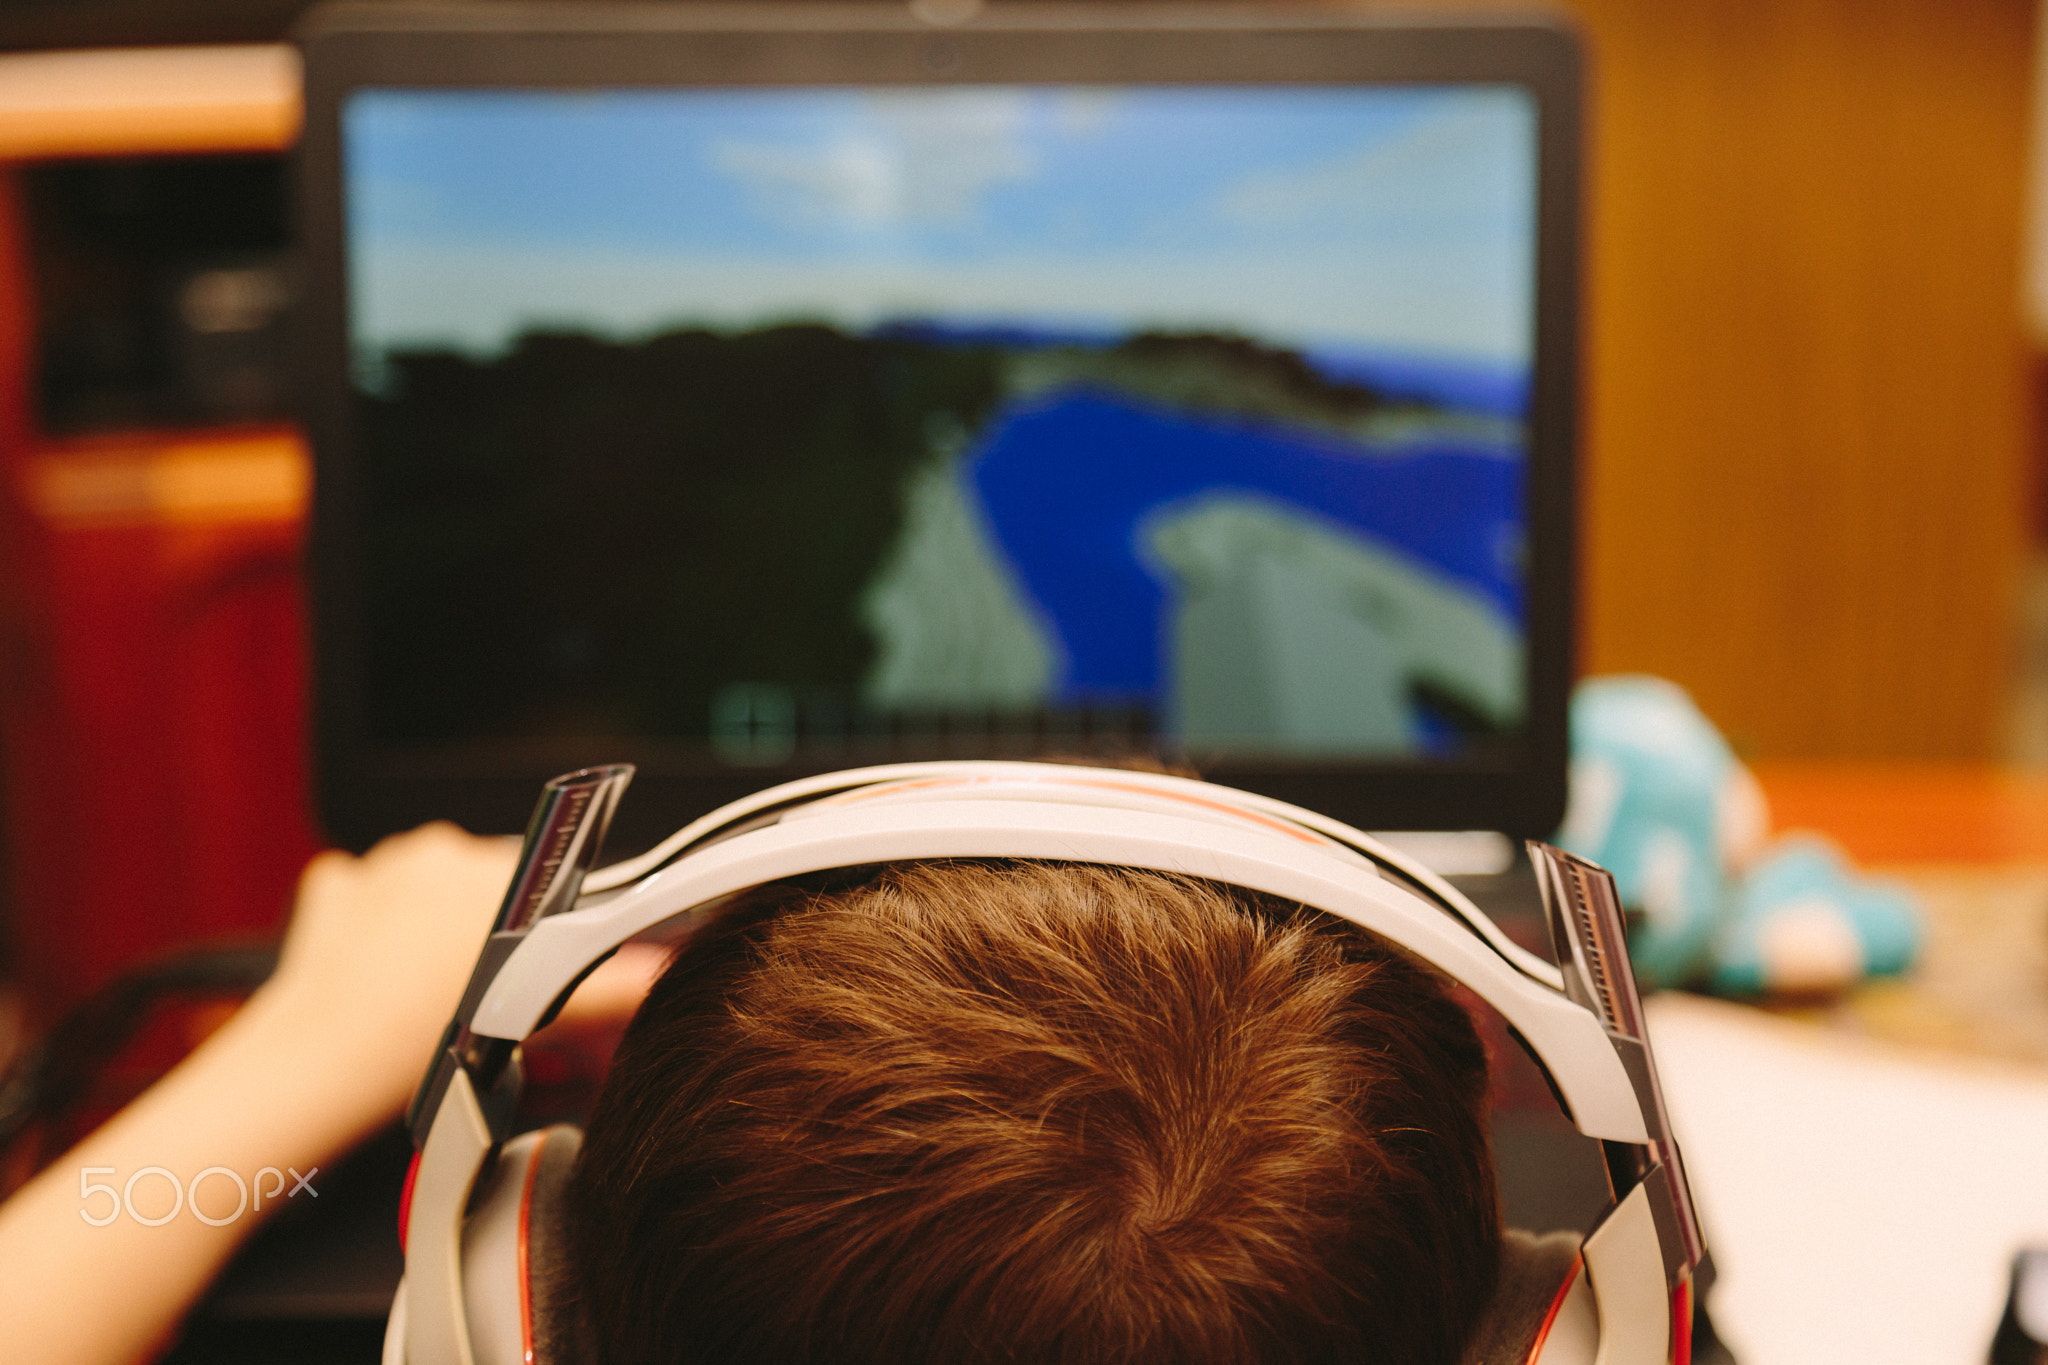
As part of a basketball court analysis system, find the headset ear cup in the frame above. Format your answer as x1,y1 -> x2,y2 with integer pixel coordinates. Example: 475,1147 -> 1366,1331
1462,1230 -> 1588,1365
523,1125 -> 589,1365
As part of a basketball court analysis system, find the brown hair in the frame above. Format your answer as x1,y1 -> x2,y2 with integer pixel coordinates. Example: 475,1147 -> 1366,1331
566,861 -> 1499,1365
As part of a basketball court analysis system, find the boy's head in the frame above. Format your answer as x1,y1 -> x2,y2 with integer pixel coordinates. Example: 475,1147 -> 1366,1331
566,860 -> 1500,1365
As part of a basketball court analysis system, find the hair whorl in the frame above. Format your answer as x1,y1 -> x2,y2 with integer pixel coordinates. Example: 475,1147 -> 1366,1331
568,861 -> 1498,1365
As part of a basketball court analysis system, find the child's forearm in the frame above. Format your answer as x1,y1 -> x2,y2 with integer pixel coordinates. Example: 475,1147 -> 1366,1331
0,984 -> 395,1365
0,825 -> 636,1365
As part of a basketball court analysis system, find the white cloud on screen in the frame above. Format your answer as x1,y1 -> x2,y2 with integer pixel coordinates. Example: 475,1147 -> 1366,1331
348,90 -> 1535,366
1217,94 -> 1534,241
351,240 -> 1528,364
712,92 -> 1037,229
1049,90 -> 1120,137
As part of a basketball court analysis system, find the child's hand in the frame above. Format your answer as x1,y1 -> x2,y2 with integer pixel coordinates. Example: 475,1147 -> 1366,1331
0,824 -> 520,1365
257,822 -> 521,1127
0,821 -> 671,1365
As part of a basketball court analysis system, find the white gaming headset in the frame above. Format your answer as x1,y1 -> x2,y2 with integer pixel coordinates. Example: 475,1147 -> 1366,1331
385,761 -> 1711,1365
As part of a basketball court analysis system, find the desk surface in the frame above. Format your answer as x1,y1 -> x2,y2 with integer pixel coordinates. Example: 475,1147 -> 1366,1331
1660,764 -> 2048,1365
1749,763 -> 2048,1068
1651,993 -> 2048,1365
1753,762 -> 2048,866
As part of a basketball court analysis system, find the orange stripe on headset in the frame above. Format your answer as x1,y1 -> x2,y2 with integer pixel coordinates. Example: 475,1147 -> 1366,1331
825,774 -> 1333,847
516,1132 -> 550,1365
1523,1256 -> 1583,1365
1670,1276 -> 1693,1365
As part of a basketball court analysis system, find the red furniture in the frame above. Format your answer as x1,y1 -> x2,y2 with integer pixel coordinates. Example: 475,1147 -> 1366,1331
0,49 -> 317,1022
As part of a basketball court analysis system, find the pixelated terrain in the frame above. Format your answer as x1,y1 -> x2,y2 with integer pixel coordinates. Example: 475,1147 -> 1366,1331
357,323 -> 1523,761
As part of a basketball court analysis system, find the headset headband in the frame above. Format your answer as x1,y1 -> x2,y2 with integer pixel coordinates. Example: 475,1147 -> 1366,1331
397,762 -> 1710,1365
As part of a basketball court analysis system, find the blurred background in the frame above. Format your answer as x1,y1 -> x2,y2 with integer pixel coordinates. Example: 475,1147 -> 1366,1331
0,0 -> 2037,1024
0,0 -> 2044,1359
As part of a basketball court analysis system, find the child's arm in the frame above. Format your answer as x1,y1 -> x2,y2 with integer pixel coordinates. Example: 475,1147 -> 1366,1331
0,823 -> 518,1365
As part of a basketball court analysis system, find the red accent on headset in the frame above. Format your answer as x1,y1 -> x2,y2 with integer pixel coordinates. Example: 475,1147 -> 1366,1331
1521,1257 -> 1582,1364
1670,1276 -> 1694,1365
516,1131 -> 553,1365
398,1150 -> 422,1254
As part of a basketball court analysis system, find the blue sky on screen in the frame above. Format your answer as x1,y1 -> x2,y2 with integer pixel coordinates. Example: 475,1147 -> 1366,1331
345,85 -> 1536,374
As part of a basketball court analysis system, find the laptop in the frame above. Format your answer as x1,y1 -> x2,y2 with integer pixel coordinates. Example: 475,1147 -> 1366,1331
295,1 -> 1585,853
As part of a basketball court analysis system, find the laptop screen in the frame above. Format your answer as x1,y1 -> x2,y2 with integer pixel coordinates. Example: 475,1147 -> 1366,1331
340,83 -> 1537,769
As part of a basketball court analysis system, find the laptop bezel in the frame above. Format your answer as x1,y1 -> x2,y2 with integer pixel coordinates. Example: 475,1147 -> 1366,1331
295,1 -> 1584,850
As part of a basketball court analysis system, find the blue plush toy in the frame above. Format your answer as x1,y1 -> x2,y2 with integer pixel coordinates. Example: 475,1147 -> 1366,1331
1556,675 -> 1921,995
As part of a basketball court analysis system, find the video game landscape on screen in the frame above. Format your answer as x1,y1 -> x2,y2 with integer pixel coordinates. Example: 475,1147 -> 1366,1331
344,86 -> 1536,767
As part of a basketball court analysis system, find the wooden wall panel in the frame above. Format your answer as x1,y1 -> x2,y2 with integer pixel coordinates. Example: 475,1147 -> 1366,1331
1559,0 -> 2036,758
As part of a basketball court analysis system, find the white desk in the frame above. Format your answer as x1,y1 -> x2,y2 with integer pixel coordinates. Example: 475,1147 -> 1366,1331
1648,994 -> 2048,1365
